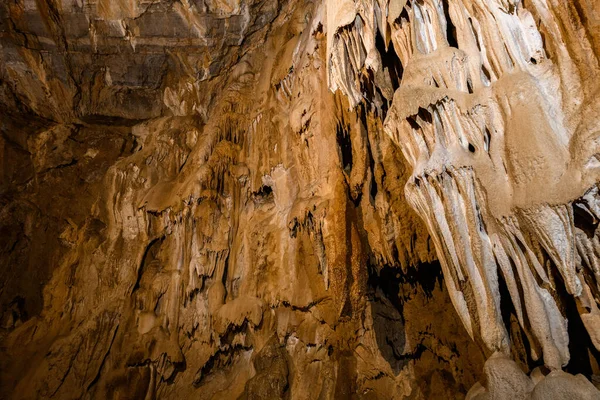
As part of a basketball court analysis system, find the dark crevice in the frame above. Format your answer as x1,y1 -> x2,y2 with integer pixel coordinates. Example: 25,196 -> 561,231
132,237 -> 163,293
407,117 -> 421,132
336,121 -> 353,172
497,266 -> 539,371
368,261 -> 444,374
312,22 -> 323,37
257,184 -> 273,197
193,321 -> 254,387
368,264 -> 403,312
350,188 -> 362,207
443,0 -> 459,48
298,116 -> 311,136
40,158 -> 78,174
368,261 -> 444,318
467,78 -> 474,94
288,209 -> 317,238
395,6 -> 411,27
252,184 -> 274,204
555,270 -> 600,378
193,344 -> 252,387
164,358 -> 187,385
360,71 -> 391,119
573,202 -> 598,238
497,269 -> 514,340
278,298 -> 325,313
481,65 -> 492,82
417,107 -> 433,125
375,30 -> 404,91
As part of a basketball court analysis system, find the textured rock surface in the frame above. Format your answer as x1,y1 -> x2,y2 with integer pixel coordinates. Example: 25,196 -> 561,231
0,0 -> 599,399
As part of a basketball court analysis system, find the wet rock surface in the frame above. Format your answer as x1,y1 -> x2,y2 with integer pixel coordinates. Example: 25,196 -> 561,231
1,0 -> 600,399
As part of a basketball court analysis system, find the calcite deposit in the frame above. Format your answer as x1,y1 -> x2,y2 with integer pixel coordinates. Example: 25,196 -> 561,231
1,0 -> 599,399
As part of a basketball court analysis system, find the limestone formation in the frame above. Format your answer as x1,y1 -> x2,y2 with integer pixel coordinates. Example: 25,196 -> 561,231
1,0 -> 599,399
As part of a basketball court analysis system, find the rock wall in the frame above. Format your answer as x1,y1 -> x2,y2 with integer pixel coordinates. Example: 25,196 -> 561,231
0,0 -> 599,399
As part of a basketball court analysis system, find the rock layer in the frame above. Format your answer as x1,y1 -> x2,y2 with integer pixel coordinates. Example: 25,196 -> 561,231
1,0 -> 599,399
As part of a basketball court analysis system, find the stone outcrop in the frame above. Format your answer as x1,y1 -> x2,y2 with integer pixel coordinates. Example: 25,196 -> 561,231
1,0 -> 599,399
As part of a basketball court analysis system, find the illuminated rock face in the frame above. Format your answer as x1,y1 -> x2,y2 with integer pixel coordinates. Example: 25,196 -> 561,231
330,0 -> 600,368
1,0 -> 599,399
